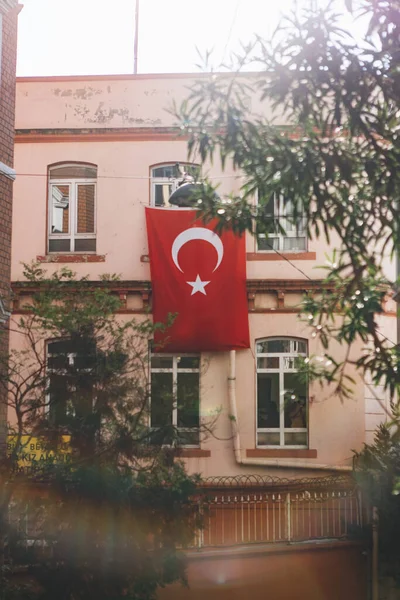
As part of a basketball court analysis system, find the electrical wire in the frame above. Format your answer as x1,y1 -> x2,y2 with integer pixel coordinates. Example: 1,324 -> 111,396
11,171 -> 397,345
13,172 -> 241,181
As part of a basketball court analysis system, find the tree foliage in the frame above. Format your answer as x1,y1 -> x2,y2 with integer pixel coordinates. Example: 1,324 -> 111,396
175,0 -> 400,400
354,424 -> 400,580
0,264 -> 202,600
175,0 -> 400,582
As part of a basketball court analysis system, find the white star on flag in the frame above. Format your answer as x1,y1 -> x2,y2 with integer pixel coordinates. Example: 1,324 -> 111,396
187,274 -> 210,296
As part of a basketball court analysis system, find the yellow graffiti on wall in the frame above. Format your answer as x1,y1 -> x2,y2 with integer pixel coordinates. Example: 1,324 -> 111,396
7,435 -> 72,472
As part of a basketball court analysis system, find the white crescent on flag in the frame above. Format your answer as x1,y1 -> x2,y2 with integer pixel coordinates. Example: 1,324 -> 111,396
171,227 -> 224,273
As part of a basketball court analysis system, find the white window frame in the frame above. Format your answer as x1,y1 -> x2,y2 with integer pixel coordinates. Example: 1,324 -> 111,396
150,163 -> 198,207
257,192 -> 307,253
48,164 -> 97,253
150,353 -> 200,447
256,337 -> 308,448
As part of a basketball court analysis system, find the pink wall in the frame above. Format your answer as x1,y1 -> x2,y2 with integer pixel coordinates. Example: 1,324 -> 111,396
10,74 -> 396,478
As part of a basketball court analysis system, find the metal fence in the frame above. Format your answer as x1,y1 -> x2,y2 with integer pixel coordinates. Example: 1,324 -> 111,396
194,484 -> 363,548
8,476 -> 365,551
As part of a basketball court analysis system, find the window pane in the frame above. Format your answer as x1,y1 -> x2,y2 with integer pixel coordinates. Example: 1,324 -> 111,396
177,356 -> 200,369
154,183 -> 173,207
152,165 -> 179,178
49,239 -> 70,253
178,430 -> 200,446
257,339 -> 291,354
258,192 -> 275,212
285,432 -> 307,446
50,165 -> 97,179
294,340 -> 307,354
283,356 -> 302,370
77,184 -> 95,233
283,373 -> 307,428
47,354 -> 70,370
51,184 -> 69,234
73,353 -> 97,370
257,432 -> 280,446
257,357 -> 279,369
177,372 -> 199,428
48,373 -> 69,425
257,235 -> 279,251
48,339 -> 75,355
74,238 -> 96,252
151,372 -> 173,427
151,355 -> 173,369
257,373 -> 280,428
282,237 -> 306,252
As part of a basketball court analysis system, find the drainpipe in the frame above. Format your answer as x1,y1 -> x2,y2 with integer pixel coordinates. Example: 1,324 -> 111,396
228,350 -> 352,472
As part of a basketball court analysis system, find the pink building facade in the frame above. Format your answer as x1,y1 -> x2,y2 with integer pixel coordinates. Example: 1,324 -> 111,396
10,73 -> 397,479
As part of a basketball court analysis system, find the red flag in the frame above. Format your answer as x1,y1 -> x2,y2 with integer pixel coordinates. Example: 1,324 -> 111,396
145,207 -> 249,352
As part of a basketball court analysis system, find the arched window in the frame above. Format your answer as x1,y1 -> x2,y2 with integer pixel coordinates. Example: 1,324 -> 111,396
150,163 -> 199,207
256,337 -> 308,447
48,163 -> 97,253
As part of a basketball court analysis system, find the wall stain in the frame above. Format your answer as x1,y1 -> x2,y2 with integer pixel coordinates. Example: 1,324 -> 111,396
73,87 -> 103,100
73,103 -> 91,119
76,102 -> 162,125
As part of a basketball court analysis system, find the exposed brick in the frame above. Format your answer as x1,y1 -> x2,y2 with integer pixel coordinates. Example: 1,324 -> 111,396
0,6 -> 18,450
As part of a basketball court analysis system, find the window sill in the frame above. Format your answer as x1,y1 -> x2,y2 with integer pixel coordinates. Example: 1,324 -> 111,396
247,252 -> 316,261
37,254 -> 106,263
176,449 -> 211,458
247,449 -> 317,459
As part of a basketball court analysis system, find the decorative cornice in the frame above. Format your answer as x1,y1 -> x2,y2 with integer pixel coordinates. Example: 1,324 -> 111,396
12,279 -> 325,294
16,72 -> 261,84
15,127 -> 186,144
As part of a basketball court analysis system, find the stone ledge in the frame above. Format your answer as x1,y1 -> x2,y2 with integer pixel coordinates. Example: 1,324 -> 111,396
246,449 -> 317,459
36,254 -> 106,263
177,449 -> 211,458
247,252 -> 316,261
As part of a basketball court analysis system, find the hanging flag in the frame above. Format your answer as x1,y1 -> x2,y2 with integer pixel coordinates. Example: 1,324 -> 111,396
145,207 -> 250,352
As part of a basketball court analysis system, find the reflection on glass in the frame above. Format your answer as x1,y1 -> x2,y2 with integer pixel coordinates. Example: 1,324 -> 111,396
257,373 -> 280,428
151,356 -> 173,369
77,184 -> 95,233
285,432 -> 307,446
283,356 -> 302,370
284,373 -> 307,428
150,372 -> 173,428
257,357 -> 279,369
256,339 -> 306,354
257,432 -> 280,445
155,183 -> 173,207
177,373 -> 199,428
177,356 -> 200,369
51,185 -> 69,233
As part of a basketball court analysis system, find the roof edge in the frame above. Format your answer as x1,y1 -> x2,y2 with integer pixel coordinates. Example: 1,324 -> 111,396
16,71 -> 262,84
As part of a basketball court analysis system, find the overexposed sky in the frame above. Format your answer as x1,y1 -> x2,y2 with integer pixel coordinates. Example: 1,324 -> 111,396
16,0 -> 360,77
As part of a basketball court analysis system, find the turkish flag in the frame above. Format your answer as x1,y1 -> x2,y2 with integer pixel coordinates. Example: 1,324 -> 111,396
145,207 -> 250,352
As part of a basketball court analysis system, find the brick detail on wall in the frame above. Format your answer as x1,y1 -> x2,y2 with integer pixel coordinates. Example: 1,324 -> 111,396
0,6 -> 19,449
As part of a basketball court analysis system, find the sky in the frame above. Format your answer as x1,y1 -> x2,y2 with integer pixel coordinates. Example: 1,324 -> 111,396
16,0 -> 360,77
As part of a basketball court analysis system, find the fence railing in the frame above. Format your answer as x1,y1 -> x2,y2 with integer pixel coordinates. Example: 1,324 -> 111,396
8,477 -> 365,552
193,486 -> 363,548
